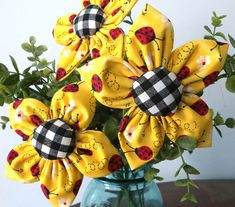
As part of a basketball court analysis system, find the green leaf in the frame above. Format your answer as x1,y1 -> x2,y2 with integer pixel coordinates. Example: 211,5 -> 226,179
180,192 -> 198,203
9,55 -> 19,74
29,36 -> 36,45
0,63 -> 10,83
175,179 -> 189,187
226,75 -> 235,93
214,113 -> 224,125
218,15 -> 227,19
1,123 -> 6,130
21,42 -> 32,52
189,180 -> 199,189
212,11 -> 217,17
27,56 -> 37,62
175,163 -> 186,177
0,96 -> 4,106
204,35 -> 216,41
225,118 -> 235,128
35,45 -> 48,56
19,76 -> 41,89
214,125 -> 223,138
228,34 -> 235,48
103,117 -> 119,141
166,147 -> 182,160
215,32 -> 227,41
1,116 -> 9,123
204,26 -> 212,34
37,59 -> 48,69
155,176 -> 164,181
212,16 -> 222,27
3,74 -> 19,86
183,165 -> 200,175
176,136 -> 197,151
144,168 -> 160,182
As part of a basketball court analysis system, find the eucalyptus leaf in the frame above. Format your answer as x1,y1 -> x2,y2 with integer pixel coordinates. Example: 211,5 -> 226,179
204,26 -> 212,34
174,179 -> 189,187
225,118 -> 235,128
215,32 -> 227,41
228,34 -> 235,48
0,96 -> 4,106
4,74 -> 19,86
225,75 -> 235,93
21,42 -> 32,52
29,36 -> 36,45
9,55 -> 19,74
103,117 -> 119,141
176,136 -> 197,151
214,113 -> 224,125
183,165 -> 200,175
180,192 -> 198,203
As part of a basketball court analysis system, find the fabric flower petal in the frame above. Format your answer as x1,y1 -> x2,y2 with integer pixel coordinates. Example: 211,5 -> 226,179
56,39 -> 89,81
5,142 -> 42,183
161,94 -> 213,147
90,25 -> 124,59
79,56 -> 141,108
53,13 -> 78,46
39,159 -> 83,207
126,4 -> 174,71
118,106 -> 165,170
69,130 -> 123,177
167,40 -> 229,94
50,81 -> 96,131
9,99 -> 50,141
103,0 -> 137,25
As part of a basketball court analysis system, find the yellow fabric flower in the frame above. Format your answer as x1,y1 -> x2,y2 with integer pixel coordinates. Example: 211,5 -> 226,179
79,4 -> 229,170
53,0 -> 137,81
5,82 -> 123,207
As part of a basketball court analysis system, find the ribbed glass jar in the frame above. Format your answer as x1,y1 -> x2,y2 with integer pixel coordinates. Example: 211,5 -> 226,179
80,167 -> 163,207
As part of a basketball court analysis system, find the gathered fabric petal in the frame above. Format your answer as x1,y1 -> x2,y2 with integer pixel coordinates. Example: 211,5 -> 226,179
56,39 -> 90,81
39,159 -> 83,207
168,40 -> 229,94
79,56 -> 142,108
125,4 -> 174,71
9,99 -> 50,141
118,106 -> 165,170
69,130 -> 123,177
5,142 -> 42,183
50,81 -> 96,131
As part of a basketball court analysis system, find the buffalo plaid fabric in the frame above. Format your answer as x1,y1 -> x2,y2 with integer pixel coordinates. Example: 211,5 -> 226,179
74,5 -> 105,38
132,68 -> 183,117
32,119 -> 75,160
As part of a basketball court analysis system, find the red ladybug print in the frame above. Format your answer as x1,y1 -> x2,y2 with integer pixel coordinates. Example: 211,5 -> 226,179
69,14 -> 77,24
101,0 -> 110,9
7,149 -> 19,165
203,71 -> 220,87
62,84 -> 79,92
83,0 -> 90,7
73,180 -> 82,195
41,184 -> 50,199
177,66 -> 190,81
109,28 -> 122,40
56,68 -> 67,81
31,164 -> 40,177
112,7 -> 122,16
125,143 -> 153,161
58,160 -> 65,168
191,99 -> 209,116
91,74 -> 103,93
30,115 -> 43,126
137,66 -> 148,73
73,122 -> 80,131
119,116 -> 130,132
108,154 -> 124,172
91,48 -> 100,59
128,76 -> 139,80
13,100 -> 23,109
15,129 -> 29,141
77,148 -> 93,156
135,27 -> 164,50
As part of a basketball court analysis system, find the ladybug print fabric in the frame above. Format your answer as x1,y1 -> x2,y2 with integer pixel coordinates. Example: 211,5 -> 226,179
5,81 -> 123,207
79,4 -> 228,170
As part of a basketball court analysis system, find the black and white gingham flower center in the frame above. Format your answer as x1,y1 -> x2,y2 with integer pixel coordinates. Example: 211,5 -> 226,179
32,119 -> 75,160
131,68 -> 184,117
73,5 -> 105,38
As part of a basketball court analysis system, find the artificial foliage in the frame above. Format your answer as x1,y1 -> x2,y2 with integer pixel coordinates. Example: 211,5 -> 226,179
0,1 -> 235,207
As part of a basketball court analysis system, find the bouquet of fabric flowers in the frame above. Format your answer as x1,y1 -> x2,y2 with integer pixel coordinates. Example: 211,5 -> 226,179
1,0 -> 235,206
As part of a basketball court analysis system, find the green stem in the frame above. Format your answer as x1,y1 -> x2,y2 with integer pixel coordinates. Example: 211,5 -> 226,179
179,148 -> 190,193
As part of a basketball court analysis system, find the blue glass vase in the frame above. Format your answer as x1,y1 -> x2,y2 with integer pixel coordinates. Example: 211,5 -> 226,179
80,167 -> 163,207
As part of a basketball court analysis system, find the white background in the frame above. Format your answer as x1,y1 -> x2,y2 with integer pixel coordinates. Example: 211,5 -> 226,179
0,0 -> 235,206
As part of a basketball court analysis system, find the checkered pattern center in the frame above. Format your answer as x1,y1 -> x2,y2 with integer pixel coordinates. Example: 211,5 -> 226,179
32,119 -> 75,160
131,68 -> 184,117
73,5 -> 105,38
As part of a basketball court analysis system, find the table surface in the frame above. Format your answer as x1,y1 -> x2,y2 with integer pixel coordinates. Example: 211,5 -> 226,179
72,180 -> 235,207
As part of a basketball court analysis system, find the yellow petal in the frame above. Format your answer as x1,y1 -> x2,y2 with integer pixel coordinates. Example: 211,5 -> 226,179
9,99 -> 50,141
162,94 -> 213,147
39,160 -> 83,207
118,106 -> 165,170
53,13 -> 78,46
69,130 -> 123,177
167,40 -> 229,94
103,0 -> 137,25
50,81 -> 96,130
56,39 -> 89,81
5,141 -> 41,183
126,4 -> 174,71
79,56 -> 140,109
90,24 -> 124,59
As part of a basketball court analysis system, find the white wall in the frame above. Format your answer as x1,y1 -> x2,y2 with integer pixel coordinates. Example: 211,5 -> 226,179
0,0 -> 235,206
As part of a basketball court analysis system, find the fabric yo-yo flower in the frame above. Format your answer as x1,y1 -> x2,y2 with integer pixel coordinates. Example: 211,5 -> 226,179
79,4 -> 229,169
53,0 -> 137,81
5,81 -> 123,207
